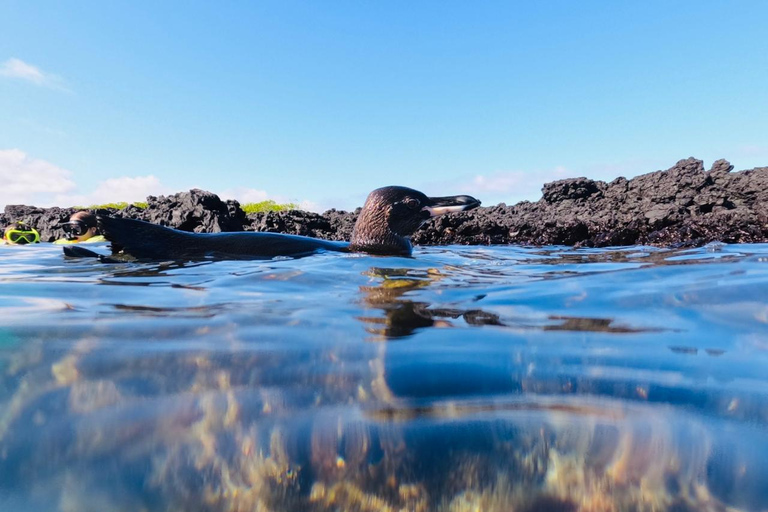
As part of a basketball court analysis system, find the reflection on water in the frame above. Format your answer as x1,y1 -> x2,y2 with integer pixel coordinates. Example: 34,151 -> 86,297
0,243 -> 767,511
357,272 -> 506,338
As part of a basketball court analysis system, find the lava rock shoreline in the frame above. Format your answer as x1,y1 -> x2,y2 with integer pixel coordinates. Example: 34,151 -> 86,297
4,157 -> 767,248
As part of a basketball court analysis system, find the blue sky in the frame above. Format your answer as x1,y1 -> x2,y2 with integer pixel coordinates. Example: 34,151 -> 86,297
1,1 -> 767,211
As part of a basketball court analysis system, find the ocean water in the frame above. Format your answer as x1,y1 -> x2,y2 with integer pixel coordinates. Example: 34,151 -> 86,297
0,242 -> 767,512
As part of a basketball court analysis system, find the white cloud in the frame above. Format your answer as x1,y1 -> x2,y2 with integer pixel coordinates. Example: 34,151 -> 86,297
457,158 -> 671,207
0,148 -> 173,208
0,149 -> 77,207
0,148 -> 318,212
296,200 -> 321,212
54,175 -> 170,207
218,187 -> 321,212
0,58 -> 46,83
219,187 -> 270,205
462,166 -> 572,205
0,58 -> 69,91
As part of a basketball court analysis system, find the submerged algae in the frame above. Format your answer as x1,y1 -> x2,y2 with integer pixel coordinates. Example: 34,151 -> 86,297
1,243 -> 767,511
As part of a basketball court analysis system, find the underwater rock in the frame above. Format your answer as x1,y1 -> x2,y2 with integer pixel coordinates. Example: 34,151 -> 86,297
3,157 -> 767,247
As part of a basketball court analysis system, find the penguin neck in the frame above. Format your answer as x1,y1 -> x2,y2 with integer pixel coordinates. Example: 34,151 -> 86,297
348,208 -> 412,256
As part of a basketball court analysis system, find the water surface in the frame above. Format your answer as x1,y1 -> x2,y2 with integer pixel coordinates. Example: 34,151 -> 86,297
1,242 -> 767,511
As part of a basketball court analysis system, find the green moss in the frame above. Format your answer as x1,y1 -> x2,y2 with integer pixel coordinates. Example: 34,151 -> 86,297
73,202 -> 148,210
241,200 -> 300,213
70,200 -> 296,213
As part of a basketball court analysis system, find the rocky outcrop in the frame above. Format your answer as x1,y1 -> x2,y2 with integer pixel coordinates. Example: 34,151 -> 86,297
1,205 -> 80,242
246,210 -> 336,239
140,189 -> 246,233
1,189 -> 248,242
412,157 -> 768,248
3,158 -> 767,248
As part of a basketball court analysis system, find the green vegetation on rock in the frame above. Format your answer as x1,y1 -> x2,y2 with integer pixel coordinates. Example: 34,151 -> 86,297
75,202 -> 148,210
241,200 -> 300,213
72,200 -> 297,213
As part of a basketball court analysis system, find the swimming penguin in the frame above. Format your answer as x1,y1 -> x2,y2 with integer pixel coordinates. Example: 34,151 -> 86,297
86,186 -> 480,261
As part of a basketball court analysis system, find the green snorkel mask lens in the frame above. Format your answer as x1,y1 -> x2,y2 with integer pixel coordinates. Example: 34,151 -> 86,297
5,227 -> 40,244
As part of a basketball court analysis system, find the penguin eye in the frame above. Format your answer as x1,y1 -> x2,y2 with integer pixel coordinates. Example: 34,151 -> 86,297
404,198 -> 420,209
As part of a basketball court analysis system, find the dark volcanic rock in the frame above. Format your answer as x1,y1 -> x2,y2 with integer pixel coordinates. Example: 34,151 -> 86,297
322,208 -> 360,242
4,158 -> 768,248
243,208 -> 360,242
542,177 -> 602,203
1,205 -> 125,242
246,210 -> 333,238
411,157 -> 768,248
142,189 -> 246,232
3,205 -> 83,242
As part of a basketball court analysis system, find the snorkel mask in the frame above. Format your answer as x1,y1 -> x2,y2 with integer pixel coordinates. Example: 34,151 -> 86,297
60,219 -> 96,240
4,222 -> 40,244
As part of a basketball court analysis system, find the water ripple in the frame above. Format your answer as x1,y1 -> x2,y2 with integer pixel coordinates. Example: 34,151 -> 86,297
0,243 -> 767,511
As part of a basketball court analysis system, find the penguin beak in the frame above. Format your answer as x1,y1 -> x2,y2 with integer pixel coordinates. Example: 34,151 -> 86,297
423,195 -> 481,217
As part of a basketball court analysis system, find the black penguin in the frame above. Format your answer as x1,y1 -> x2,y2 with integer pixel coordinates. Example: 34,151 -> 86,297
91,186 -> 480,261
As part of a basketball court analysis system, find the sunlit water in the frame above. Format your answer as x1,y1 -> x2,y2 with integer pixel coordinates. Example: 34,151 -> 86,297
1,242 -> 767,512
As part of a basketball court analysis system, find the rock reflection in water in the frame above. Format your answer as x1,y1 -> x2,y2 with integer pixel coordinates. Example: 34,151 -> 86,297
357,267 -> 656,338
